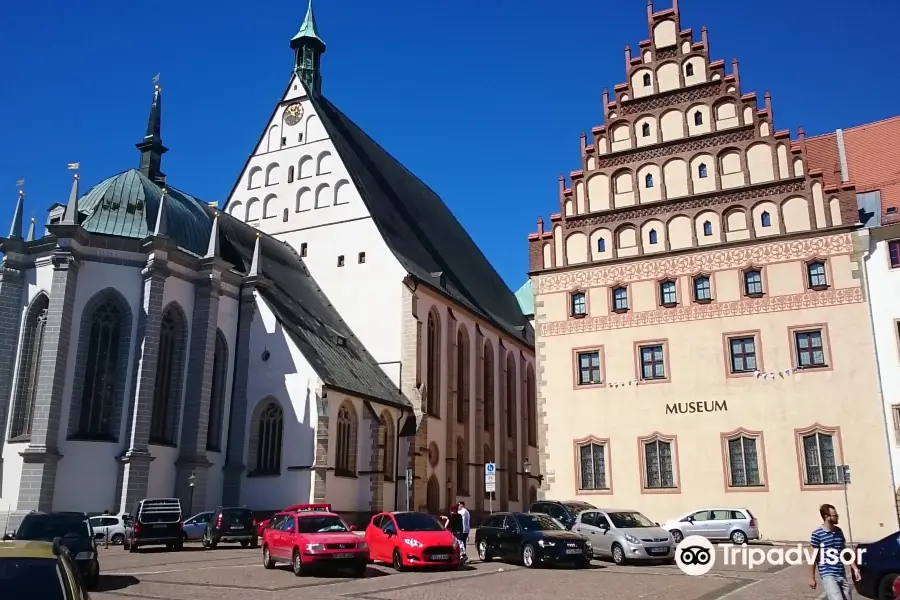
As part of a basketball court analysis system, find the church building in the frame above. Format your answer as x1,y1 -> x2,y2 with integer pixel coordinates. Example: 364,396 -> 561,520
529,0 -> 897,541
0,1 -> 537,526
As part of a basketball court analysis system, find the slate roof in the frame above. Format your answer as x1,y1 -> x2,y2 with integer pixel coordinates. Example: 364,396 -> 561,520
305,90 -> 534,347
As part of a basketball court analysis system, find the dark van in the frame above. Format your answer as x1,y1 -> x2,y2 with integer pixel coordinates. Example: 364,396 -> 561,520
529,500 -> 598,530
203,507 -> 258,549
9,511 -> 102,589
124,498 -> 183,552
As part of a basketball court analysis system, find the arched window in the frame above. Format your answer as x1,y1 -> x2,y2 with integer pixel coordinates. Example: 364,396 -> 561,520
380,414 -> 395,481
75,295 -> 127,439
9,294 -> 49,439
150,306 -> 185,445
694,111 -> 703,126
287,166 -> 295,183
426,476 -> 440,514
698,163 -> 708,178
703,221 -> 713,236
251,400 -> 283,475
456,438 -> 468,494
505,354 -> 517,440
597,237 -> 606,252
426,310 -> 441,417
526,366 -> 537,447
456,326 -> 470,424
206,330 -> 228,451
483,342 -> 494,433
645,173 -> 654,188
641,123 -> 651,137
760,211 -> 771,227
685,63 -> 694,77
336,402 -> 358,475
649,229 -> 658,244
282,208 -> 289,222
507,449 -> 518,500
642,73 -> 651,87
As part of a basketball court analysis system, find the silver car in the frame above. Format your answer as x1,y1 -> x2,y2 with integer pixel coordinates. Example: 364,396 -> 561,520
662,508 -> 760,545
573,508 -> 674,565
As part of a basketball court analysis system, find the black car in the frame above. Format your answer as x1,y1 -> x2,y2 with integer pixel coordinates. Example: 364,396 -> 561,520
203,507 -> 258,549
475,512 -> 592,568
125,498 -> 183,552
11,511 -> 101,589
855,530 -> 900,599
530,500 -> 598,530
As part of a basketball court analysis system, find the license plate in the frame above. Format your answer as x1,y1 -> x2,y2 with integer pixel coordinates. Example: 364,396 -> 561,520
332,553 -> 355,559
230,525 -> 242,530
565,548 -> 582,554
649,547 -> 668,554
428,554 -> 450,561
151,524 -> 165,529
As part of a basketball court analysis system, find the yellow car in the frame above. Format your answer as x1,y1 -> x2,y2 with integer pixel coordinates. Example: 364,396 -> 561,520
0,539 -> 92,598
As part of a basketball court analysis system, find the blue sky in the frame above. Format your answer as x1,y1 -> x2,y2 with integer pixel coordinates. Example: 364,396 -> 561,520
1,0 -> 896,289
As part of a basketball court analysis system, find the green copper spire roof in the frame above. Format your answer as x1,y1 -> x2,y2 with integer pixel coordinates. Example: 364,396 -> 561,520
292,0 -> 325,46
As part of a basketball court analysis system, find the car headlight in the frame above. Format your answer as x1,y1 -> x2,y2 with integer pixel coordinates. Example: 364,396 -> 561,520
585,540 -> 593,550
624,534 -> 640,545
403,538 -> 423,548
537,539 -> 556,547
74,551 -> 94,560
305,543 -> 325,552
357,542 -> 368,549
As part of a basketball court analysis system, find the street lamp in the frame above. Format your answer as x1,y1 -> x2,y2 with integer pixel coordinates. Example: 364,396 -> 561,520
188,471 -> 196,516
523,459 -> 543,484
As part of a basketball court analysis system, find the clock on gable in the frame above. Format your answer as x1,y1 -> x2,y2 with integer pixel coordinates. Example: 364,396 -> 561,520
283,102 -> 304,126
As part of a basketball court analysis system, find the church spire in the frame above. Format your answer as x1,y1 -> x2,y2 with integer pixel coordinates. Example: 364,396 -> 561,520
291,0 -> 326,94
8,190 -> 24,240
61,173 -> 80,225
136,82 -> 168,183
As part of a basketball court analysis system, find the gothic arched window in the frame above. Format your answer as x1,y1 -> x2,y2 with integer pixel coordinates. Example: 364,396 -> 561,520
426,310 -> 441,417
506,354 -> 517,440
641,123 -> 651,137
206,330 -> 228,451
642,73 -> 651,87
526,366 -> 537,447
456,437 -> 468,494
380,413 -> 395,481
698,163 -> 708,178
645,173 -> 654,188
251,400 -> 283,475
9,294 -> 49,439
150,306 -> 186,445
336,402 -> 358,475
694,111 -> 703,126
483,342 -> 494,433
456,326 -> 470,424
686,63 -> 695,77
76,296 -> 126,439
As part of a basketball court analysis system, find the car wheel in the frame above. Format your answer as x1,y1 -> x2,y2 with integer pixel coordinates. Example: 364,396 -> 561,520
128,543 -> 138,553
730,530 -> 747,545
576,557 -> 591,568
352,562 -> 367,578
477,540 -> 492,562
392,549 -> 405,572
175,542 -> 183,551
183,532 -> 189,541
85,570 -> 100,591
292,549 -> 304,577
241,541 -> 249,548
878,573 -> 899,600
250,537 -> 258,549
522,543 -> 537,568
111,533 -> 125,545
123,540 -> 131,551
262,545 -> 275,569
663,558 -> 676,566
209,536 -> 218,550
612,543 -> 626,566
202,532 -> 210,549
671,530 -> 684,544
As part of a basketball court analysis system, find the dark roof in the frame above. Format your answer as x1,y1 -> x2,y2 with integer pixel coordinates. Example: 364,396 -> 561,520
214,209 -> 410,410
305,91 -> 534,347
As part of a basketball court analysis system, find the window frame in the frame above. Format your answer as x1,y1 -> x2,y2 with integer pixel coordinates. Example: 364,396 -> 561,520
572,346 -> 606,389
742,267 -> 765,298
573,436 -> 613,495
692,273 -> 713,304
702,220 -> 713,237
787,324 -> 831,371
698,163 -> 708,178
658,279 -> 678,308
888,240 -> 900,269
794,424 -> 843,491
335,401 -> 359,477
634,339 -> 670,384
569,289 -> 588,319
804,258 -> 830,291
638,432 -> 681,494
611,284 -> 630,314
720,428 -> 768,491
722,330 -> 763,377
694,110 -> 703,126
892,404 -> 900,446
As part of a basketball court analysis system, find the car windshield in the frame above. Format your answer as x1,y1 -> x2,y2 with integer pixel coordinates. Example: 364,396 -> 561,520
0,557 -> 66,600
394,513 -> 443,532
518,514 -> 565,532
608,511 -> 656,528
222,508 -> 253,521
563,502 -> 596,513
296,516 -> 350,533
17,516 -> 90,541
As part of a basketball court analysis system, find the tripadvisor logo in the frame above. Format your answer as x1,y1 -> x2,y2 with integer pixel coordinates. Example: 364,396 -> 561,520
675,535 -> 865,576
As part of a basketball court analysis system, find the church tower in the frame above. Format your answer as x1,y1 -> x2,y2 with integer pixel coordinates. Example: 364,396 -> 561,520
291,0 -> 326,94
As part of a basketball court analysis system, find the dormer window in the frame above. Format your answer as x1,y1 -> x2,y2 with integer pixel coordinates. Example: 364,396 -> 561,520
698,163 -> 708,178
642,123 -> 651,137
686,63 -> 695,77
703,221 -> 713,236
694,111 -> 703,126
760,211 -> 771,227
642,73 -> 651,87
570,292 -> 587,318
645,174 -> 654,188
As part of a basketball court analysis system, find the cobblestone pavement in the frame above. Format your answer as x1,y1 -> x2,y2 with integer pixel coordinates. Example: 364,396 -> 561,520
91,542 -> 829,600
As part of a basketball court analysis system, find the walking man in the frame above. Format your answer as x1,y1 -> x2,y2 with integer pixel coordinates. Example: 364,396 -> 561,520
809,503 -> 860,600
458,501 -> 470,561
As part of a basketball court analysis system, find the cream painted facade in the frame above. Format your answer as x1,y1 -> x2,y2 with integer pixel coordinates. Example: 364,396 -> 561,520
528,2 -> 897,542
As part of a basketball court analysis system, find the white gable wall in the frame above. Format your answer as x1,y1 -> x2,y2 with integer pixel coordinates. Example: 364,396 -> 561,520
225,76 -> 407,386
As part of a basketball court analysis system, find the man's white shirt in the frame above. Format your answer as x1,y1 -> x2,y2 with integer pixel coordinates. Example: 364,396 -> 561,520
460,507 -> 471,532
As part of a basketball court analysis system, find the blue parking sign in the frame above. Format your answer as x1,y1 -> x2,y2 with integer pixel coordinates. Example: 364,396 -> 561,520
485,463 -> 496,474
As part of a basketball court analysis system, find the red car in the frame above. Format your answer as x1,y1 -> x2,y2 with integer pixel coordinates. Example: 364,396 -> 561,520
261,508 -> 368,577
366,511 -> 460,571
255,503 -> 332,536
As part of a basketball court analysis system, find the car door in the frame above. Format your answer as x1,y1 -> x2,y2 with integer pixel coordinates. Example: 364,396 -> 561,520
707,510 -> 731,540
367,515 -> 385,560
381,517 -> 399,559
88,517 -> 105,542
685,510 -> 712,538
594,511 -> 615,556
573,511 -> 601,557
266,515 -> 286,558
499,515 -> 522,558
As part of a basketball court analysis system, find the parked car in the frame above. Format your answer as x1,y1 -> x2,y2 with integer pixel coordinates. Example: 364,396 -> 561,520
854,530 -> 900,599
365,511 -> 460,571
203,507 -> 258,549
475,512 -> 592,568
89,514 -> 128,545
662,508 -> 759,544
10,511 -> 101,589
0,538 -> 95,598
262,508 -> 367,576
573,508 -> 674,565
124,498 -> 183,552
255,503 -> 332,536
182,511 -> 214,541
530,500 -> 598,530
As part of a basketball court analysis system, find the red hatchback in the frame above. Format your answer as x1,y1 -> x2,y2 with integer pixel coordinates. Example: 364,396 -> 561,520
261,509 -> 368,577
366,512 -> 460,571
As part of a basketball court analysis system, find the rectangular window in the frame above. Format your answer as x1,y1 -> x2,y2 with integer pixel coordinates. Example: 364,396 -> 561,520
578,442 -> 608,490
694,276 -> 711,302
300,242 -> 308,257
643,439 -> 675,489
727,436 -> 761,486
801,432 -> 838,485
358,252 -> 366,264
794,330 -> 825,368
639,344 -> 666,380
577,351 -> 602,386
571,292 -> 587,316
613,287 -> 628,311
337,255 -> 345,267
892,404 -> 900,444
729,337 -> 757,373
744,270 -> 763,296
890,240 -> 900,268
